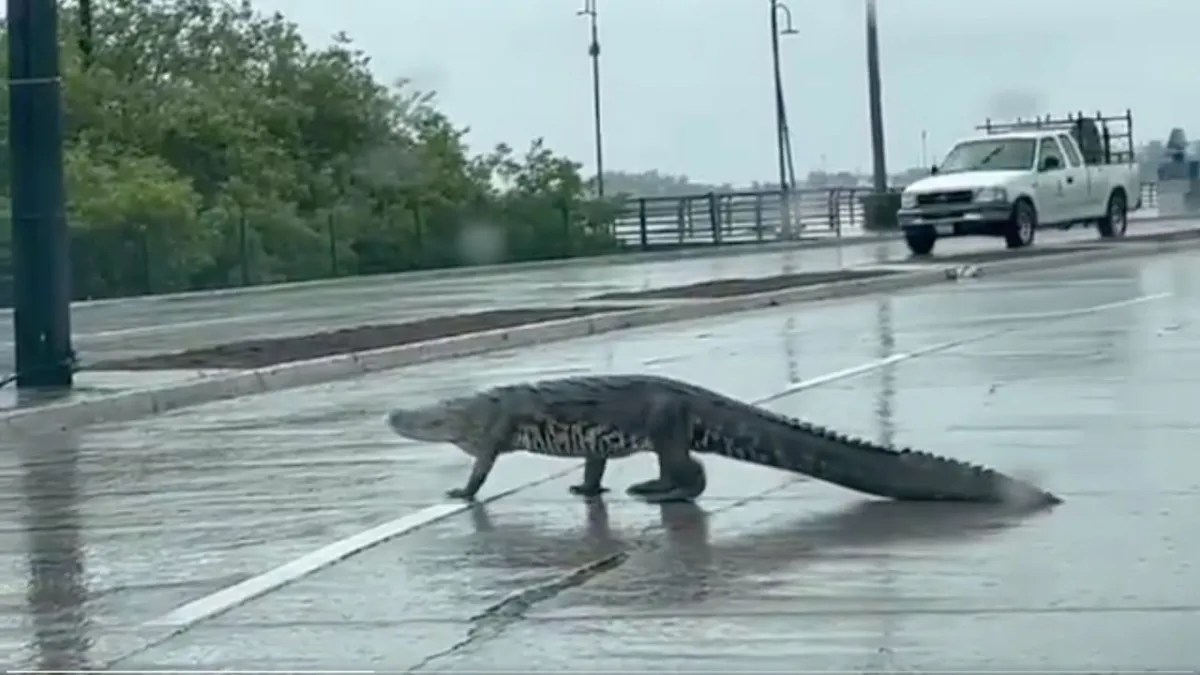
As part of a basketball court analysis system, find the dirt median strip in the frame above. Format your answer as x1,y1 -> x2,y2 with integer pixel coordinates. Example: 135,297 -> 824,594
586,269 -> 899,301
88,270 -> 903,370
89,307 -> 639,371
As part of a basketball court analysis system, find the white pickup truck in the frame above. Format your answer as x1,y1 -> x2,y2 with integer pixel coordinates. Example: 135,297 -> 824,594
897,112 -> 1141,255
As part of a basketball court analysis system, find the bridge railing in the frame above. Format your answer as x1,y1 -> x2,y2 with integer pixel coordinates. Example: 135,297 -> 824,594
609,178 -> 1161,249
1140,180 -> 1158,208
610,186 -> 875,250
610,180 -> 1165,251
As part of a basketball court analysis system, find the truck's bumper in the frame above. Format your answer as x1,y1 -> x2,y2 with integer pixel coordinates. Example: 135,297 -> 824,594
898,202 -> 1013,237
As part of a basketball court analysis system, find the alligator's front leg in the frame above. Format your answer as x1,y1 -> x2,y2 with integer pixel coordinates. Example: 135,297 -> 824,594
446,451 -> 497,501
569,456 -> 610,497
447,427 -> 512,501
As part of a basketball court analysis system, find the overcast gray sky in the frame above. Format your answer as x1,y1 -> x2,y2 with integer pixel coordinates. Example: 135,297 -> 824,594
218,1 -> 1200,183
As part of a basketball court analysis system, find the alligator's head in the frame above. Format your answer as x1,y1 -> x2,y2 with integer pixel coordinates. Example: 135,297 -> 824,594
386,396 -> 475,444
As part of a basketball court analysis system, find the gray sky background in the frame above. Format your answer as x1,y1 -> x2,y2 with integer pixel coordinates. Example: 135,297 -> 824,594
107,1 -> 1200,183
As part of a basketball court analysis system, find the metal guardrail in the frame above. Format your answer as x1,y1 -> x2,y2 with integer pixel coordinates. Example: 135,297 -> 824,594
610,186 -> 875,250
611,181 -> 1165,250
1140,180 -> 1158,208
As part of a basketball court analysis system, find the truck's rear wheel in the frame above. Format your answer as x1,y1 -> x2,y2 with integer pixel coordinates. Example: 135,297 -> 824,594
1004,199 -> 1037,249
1097,190 -> 1128,238
905,226 -> 937,256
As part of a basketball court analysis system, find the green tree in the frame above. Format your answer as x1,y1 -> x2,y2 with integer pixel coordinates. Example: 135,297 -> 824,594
65,138 -> 209,296
0,0 -> 620,302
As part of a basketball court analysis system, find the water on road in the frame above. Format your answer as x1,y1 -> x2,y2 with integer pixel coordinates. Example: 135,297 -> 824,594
2,248 -> 1198,671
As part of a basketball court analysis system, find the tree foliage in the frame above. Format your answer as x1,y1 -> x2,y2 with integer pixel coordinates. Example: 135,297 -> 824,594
0,0 -> 623,300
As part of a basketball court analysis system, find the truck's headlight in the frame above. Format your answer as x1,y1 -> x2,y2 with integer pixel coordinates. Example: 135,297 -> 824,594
901,192 -> 917,209
974,187 -> 1008,203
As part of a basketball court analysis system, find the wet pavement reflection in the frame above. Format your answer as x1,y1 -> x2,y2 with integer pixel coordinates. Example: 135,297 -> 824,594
3,249 -> 1200,669
5,431 -> 93,670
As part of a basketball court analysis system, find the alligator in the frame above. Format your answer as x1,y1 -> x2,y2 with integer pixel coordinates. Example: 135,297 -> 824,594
385,373 -> 1061,507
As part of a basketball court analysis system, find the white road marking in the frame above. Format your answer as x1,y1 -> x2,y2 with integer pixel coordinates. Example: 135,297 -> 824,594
138,291 -> 1170,636
142,466 -> 578,630
757,292 -> 1169,404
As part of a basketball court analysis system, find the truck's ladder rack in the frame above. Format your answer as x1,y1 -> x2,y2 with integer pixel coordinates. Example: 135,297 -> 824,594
976,109 -> 1135,165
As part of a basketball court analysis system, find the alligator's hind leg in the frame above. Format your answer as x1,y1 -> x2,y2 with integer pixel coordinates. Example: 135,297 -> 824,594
625,455 -> 707,499
627,399 -> 707,503
625,474 -> 671,496
634,452 -> 706,503
569,457 -> 610,497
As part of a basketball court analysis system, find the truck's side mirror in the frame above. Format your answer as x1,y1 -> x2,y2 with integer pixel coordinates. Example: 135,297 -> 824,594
1040,156 -> 1062,172
930,165 -> 939,175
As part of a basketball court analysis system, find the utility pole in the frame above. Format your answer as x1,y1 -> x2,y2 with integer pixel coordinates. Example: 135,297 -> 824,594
865,0 -> 888,193
769,0 -> 798,238
578,0 -> 605,197
7,0 -> 75,389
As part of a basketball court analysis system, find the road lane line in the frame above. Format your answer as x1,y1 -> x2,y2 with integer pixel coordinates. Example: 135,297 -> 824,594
131,291 -> 1170,644
757,292 -> 1170,405
139,465 -> 581,632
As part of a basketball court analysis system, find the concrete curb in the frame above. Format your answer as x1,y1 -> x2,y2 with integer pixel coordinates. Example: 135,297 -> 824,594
4,230 -> 1199,435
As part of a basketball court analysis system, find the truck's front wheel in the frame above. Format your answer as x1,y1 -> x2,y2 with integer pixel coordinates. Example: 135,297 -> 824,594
1098,190 -> 1128,238
1005,199 -> 1037,249
905,226 -> 937,256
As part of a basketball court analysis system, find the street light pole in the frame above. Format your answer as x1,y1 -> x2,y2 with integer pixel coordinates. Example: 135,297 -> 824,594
578,0 -> 605,197
769,0 -> 798,238
865,0 -> 888,193
6,0 -> 75,390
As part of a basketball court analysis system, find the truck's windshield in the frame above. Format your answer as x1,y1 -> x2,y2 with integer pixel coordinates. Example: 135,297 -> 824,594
939,138 -> 1037,173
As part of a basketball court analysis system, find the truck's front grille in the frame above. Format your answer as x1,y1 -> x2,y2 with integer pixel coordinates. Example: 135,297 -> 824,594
916,190 -> 975,206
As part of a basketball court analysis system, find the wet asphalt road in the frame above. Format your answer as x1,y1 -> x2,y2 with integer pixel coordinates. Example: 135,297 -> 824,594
4,248 -> 1200,670
0,216 -> 1189,373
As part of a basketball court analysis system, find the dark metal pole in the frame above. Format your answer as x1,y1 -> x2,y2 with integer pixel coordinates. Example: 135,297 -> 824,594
8,0 -> 75,389
865,0 -> 889,193
769,0 -> 799,238
768,0 -> 789,194
580,0 -> 605,197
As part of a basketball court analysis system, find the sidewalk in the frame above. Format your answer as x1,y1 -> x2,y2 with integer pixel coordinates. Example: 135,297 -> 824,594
3,249 -> 1198,670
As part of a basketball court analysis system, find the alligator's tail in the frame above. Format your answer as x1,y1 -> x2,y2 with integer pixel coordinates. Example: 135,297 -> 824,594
692,397 -> 1061,507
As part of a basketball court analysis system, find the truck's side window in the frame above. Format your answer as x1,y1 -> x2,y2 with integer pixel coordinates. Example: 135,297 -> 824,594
1039,137 -> 1065,170
1058,134 -> 1082,167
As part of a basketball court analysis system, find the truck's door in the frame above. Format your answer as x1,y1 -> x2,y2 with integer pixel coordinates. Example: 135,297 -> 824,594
1034,136 -> 1069,224
1056,132 -> 1090,219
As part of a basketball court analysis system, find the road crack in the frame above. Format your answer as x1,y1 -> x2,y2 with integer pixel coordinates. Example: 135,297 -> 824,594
406,480 -> 803,672
405,549 -> 631,672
